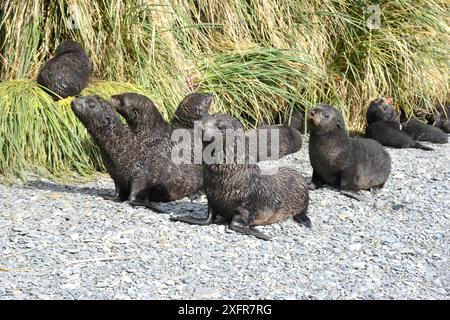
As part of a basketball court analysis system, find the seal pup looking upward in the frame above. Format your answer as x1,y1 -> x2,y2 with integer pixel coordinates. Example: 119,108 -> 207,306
364,97 -> 433,151
309,104 -> 391,201
37,40 -> 92,99
71,95 -> 201,210
111,92 -> 203,185
170,113 -> 310,240
172,92 -> 213,128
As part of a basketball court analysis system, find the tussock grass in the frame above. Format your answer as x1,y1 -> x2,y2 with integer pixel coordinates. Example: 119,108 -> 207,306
0,0 -> 448,180
0,79 -> 150,182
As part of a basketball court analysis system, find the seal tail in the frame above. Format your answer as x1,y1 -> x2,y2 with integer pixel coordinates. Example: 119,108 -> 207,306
412,141 -> 434,151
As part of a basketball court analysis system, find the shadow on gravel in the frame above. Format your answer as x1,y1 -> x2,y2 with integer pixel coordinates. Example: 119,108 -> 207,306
24,180 -> 112,198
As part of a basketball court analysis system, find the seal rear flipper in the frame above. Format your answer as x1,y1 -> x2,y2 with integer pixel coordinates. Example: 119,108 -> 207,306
228,223 -> 271,241
293,211 -> 311,228
340,190 -> 370,202
229,209 -> 271,240
170,204 -> 216,225
103,185 -> 128,202
170,215 -> 214,225
412,141 -> 433,151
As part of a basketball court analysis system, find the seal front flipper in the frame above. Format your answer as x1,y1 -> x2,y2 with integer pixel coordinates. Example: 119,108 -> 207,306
308,171 -> 324,190
170,204 -> 217,225
103,185 -> 128,202
145,201 -> 167,214
228,208 -> 271,241
340,190 -> 369,202
412,141 -> 433,151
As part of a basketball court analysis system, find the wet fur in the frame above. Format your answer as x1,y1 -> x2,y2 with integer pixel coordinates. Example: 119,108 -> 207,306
37,40 -> 92,100
172,113 -> 310,240
71,95 -> 201,204
172,92 -> 213,128
111,92 -> 203,191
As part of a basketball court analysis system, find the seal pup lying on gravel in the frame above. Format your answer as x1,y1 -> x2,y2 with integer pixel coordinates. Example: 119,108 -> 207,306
170,113 -> 310,240
172,92 -> 213,128
247,121 -> 303,161
309,104 -> 391,201
364,97 -> 433,151
242,110 -> 304,161
400,112 -> 448,144
71,95 -> 202,211
37,40 -> 92,100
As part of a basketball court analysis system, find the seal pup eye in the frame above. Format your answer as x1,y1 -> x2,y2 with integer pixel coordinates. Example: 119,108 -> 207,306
323,113 -> 329,119
217,124 -> 225,130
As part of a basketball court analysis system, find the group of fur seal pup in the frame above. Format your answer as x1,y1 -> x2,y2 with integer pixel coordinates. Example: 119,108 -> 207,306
38,40 -> 449,240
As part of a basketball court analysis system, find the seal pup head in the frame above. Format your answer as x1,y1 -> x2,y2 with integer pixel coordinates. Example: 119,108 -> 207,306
366,97 -> 398,123
54,39 -> 86,57
71,95 -> 116,130
175,92 -> 213,123
201,114 -> 246,163
111,92 -> 162,128
308,104 -> 346,134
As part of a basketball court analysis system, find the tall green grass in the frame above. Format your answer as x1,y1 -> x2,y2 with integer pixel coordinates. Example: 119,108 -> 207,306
0,0 -> 449,180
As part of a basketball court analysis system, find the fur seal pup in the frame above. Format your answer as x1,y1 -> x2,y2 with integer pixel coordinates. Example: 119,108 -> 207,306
400,112 -> 448,144
430,102 -> 450,134
309,104 -> 391,201
71,95 -> 202,210
246,110 -> 304,161
247,123 -> 303,161
364,97 -> 433,151
172,92 -> 213,128
170,113 -> 310,240
111,92 -> 203,181
37,40 -> 92,99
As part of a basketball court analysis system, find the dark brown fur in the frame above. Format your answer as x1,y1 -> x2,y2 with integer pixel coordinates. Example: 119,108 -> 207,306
400,114 -> 448,144
37,40 -> 92,100
71,95 -> 202,210
309,104 -> 391,201
364,97 -> 433,151
172,92 -> 213,128
171,113 -> 310,240
111,92 -> 203,188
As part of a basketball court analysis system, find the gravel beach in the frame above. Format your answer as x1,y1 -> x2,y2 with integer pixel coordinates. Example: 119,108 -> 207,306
1,136 -> 449,300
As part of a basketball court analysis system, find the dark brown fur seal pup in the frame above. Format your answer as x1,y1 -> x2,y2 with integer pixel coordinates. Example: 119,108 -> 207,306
247,123 -> 303,161
309,104 -> 391,201
246,110 -> 304,161
37,40 -> 92,100
364,97 -> 433,151
170,113 -> 310,240
172,92 -> 213,128
429,102 -> 450,134
111,92 -> 203,181
71,95 -> 202,211
400,112 -> 448,144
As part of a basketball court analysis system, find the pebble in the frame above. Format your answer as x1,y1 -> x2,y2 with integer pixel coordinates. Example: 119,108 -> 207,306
0,138 -> 448,299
